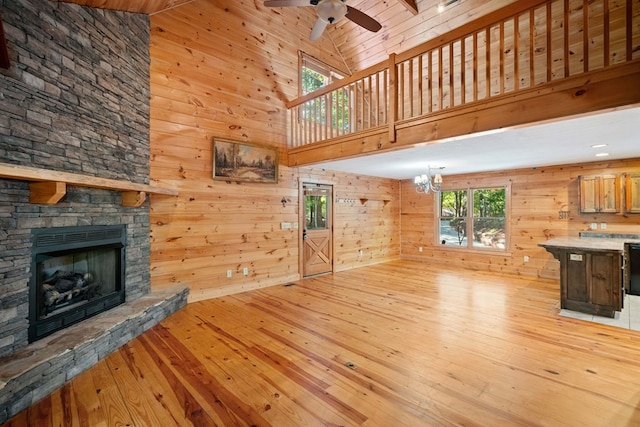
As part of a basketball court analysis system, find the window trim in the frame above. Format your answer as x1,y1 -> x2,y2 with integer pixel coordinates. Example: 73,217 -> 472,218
436,184 -> 510,252
298,51 -> 348,96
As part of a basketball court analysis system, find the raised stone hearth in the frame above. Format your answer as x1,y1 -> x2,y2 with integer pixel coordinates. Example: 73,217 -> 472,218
0,286 -> 188,424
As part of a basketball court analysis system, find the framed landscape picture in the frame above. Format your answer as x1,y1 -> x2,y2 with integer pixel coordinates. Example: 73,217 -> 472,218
213,138 -> 279,183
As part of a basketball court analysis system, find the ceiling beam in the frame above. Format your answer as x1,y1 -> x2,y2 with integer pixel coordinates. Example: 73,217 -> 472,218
396,0 -> 418,15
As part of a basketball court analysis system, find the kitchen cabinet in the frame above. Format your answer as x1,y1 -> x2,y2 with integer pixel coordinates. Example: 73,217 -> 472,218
561,250 -> 621,317
539,237 -> 630,318
579,174 -> 620,213
625,173 -> 640,213
579,175 -> 620,213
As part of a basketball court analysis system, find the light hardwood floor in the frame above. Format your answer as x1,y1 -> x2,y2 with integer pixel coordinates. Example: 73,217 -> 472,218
4,260 -> 640,426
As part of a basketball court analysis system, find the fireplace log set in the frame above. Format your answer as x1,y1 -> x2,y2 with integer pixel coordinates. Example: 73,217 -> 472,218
41,270 -> 101,315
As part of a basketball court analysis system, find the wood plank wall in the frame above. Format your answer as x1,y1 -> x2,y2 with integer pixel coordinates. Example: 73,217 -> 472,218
148,0 -> 400,301
148,0 -> 638,301
401,158 -> 640,279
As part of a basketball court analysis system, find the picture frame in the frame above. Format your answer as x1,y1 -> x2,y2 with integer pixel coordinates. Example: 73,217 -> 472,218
213,138 -> 279,183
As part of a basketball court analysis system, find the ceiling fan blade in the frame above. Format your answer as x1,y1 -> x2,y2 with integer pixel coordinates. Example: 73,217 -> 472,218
310,18 -> 328,41
264,0 -> 313,7
345,6 -> 382,33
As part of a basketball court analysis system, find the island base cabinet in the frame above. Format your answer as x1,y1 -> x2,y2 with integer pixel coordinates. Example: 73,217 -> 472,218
562,251 -> 622,318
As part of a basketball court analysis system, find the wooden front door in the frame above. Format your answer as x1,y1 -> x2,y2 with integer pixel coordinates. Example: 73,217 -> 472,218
303,184 -> 332,277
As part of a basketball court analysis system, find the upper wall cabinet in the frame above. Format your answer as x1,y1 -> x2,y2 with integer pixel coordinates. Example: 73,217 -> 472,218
626,173 -> 640,214
579,175 -> 620,214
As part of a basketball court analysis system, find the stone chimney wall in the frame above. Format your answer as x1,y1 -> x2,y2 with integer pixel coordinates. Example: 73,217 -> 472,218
0,0 -> 151,357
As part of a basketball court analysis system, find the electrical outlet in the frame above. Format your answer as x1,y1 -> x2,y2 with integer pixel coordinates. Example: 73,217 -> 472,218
590,223 -> 598,230
243,267 -> 248,276
226,269 -> 232,278
600,222 -> 607,230
524,256 -> 530,263
359,250 -> 364,257
419,247 -> 423,252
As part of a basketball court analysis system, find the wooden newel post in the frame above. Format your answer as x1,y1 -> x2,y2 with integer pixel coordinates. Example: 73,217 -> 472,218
0,11 -> 9,69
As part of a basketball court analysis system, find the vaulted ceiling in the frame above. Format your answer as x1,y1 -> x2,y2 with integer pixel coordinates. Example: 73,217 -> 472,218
52,0 -> 516,74
49,0 -> 639,178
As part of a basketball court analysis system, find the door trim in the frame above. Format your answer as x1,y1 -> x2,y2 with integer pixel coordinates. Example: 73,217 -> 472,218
299,181 -> 334,278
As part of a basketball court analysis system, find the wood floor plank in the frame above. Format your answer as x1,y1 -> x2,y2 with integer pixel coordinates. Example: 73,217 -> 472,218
4,260 -> 640,426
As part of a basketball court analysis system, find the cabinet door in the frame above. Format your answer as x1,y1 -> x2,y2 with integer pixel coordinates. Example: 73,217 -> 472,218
626,174 -> 640,213
579,176 -> 599,213
579,175 -> 620,214
589,252 -> 619,309
599,175 -> 620,213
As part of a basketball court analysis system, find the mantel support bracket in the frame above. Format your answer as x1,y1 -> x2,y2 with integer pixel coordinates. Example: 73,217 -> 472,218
122,191 -> 147,208
30,181 -> 66,204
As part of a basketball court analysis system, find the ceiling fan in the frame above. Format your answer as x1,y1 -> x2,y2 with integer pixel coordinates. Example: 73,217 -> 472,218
264,0 -> 382,41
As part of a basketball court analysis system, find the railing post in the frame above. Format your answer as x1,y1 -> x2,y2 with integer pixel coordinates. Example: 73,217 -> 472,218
388,53 -> 397,143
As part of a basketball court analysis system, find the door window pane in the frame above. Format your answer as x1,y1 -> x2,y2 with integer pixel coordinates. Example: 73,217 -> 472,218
306,194 -> 328,230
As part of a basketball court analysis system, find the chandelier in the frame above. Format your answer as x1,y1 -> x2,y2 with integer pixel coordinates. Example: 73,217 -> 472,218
414,167 -> 443,194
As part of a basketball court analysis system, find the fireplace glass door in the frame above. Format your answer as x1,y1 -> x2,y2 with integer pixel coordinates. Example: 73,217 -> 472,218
29,225 -> 126,342
37,245 -> 119,318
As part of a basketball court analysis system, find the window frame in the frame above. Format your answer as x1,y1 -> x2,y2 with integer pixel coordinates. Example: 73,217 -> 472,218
298,51 -> 347,96
436,185 -> 510,252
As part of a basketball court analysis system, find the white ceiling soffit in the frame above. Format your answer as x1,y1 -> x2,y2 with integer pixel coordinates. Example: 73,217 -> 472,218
315,105 -> 640,180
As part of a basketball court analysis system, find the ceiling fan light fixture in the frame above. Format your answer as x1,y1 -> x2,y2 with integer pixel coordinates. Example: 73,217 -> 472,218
316,0 -> 347,24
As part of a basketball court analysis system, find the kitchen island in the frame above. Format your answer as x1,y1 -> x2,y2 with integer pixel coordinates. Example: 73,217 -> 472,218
539,235 -> 640,318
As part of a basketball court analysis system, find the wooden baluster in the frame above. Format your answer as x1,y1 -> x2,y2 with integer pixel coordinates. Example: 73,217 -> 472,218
514,16 -> 520,91
438,46 -> 443,110
530,8 -> 535,87
546,2 -> 552,82
367,75 -> 372,128
485,27 -> 491,98
408,59 -> 414,118
461,37 -> 466,105
564,0 -> 569,77
449,43 -> 454,107
604,0 -> 610,66
417,54 -> 423,116
500,22 -> 505,95
625,0 -> 632,61
583,0 -> 589,72
473,32 -> 478,102
375,72 -> 380,126
427,50 -> 432,112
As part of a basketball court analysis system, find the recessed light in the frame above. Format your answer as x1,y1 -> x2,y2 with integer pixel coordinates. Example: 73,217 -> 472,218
595,153 -> 609,157
591,144 -> 607,148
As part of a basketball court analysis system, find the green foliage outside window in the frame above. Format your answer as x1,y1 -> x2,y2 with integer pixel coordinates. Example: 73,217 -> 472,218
439,187 -> 506,249
301,66 -> 350,132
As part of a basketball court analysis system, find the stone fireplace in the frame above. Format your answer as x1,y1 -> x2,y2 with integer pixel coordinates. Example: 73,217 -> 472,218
0,0 -> 186,423
29,225 -> 127,342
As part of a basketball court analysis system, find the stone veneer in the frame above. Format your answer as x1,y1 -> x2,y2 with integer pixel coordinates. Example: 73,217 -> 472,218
0,0 -> 187,422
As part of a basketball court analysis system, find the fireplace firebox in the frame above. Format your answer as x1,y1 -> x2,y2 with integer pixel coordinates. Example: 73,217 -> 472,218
29,225 -> 126,342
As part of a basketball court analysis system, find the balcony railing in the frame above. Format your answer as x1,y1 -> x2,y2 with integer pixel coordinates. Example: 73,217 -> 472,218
286,0 -> 639,148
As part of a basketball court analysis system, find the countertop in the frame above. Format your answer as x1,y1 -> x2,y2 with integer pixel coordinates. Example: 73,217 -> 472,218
539,235 -> 640,252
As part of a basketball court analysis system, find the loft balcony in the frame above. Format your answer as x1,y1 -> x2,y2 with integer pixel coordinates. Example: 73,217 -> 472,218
286,0 -> 640,167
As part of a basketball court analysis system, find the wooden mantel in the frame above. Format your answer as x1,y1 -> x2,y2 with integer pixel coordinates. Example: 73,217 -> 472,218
0,162 -> 178,207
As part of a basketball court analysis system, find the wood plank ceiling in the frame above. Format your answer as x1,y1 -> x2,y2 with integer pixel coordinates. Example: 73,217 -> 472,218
51,0 -> 517,74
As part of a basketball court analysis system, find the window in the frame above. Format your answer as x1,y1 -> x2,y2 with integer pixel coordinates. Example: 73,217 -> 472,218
299,52 -> 345,95
438,187 -> 507,250
299,52 -> 350,132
